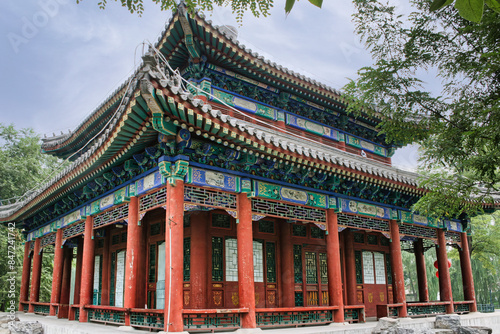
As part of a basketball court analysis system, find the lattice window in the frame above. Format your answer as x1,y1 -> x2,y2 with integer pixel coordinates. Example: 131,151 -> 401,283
149,244 -> 156,283
151,223 -> 161,236
354,250 -> 363,284
251,198 -> 326,223
311,225 -> 325,239
319,253 -> 328,284
295,292 -> 304,307
258,221 -> 275,234
139,187 -> 167,212
305,252 -> 318,284
212,214 -> 231,229
121,232 -> 127,243
184,215 -> 190,228
386,253 -> 392,285
185,186 -> 237,209
253,241 -> 264,283
354,233 -> 365,243
445,231 -> 461,244
225,238 -> 238,281
112,234 -> 120,245
110,252 -> 116,306
212,237 -> 223,282
338,213 -> 389,232
293,244 -> 303,284
381,236 -> 390,247
399,223 -> 437,239
93,205 -> 129,229
265,242 -> 276,283
97,239 -> 104,249
367,234 -> 378,245
62,221 -> 85,240
292,224 -> 307,237
184,237 -> 191,282
40,232 -> 56,248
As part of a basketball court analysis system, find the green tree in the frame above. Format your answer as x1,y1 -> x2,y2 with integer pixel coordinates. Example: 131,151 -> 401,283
0,123 -> 61,311
344,0 -> 500,219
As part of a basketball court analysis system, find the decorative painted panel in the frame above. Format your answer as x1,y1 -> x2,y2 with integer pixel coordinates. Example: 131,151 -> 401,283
445,220 -> 463,232
345,135 -> 387,157
253,181 -> 327,209
136,171 -> 164,196
208,64 -> 279,93
186,167 -> 240,192
286,114 -> 340,141
90,186 -> 130,215
398,211 -> 441,228
339,198 -> 391,220
225,238 -> 238,281
211,88 -> 278,120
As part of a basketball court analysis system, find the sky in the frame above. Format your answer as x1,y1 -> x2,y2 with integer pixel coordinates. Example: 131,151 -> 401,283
0,0 -> 419,170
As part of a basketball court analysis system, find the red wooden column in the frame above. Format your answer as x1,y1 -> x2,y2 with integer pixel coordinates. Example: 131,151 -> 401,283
29,238 -> 42,313
79,215 -> 95,322
190,211 -> 208,308
389,220 -> 407,317
237,193 -> 257,328
326,210 -> 344,322
101,229 -> 111,305
50,229 -> 65,316
73,237 -> 84,305
19,241 -> 32,311
164,179 -> 185,333
414,238 -> 429,302
343,229 -> 357,305
124,196 -> 143,317
59,246 -> 73,318
436,229 -> 453,314
280,221 -> 295,307
459,232 -> 477,312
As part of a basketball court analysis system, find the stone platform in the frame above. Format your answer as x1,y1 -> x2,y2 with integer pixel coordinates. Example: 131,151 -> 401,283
9,311 -> 500,334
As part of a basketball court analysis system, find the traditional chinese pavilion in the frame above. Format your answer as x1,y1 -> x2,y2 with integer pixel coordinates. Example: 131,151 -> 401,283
0,5 -> 482,332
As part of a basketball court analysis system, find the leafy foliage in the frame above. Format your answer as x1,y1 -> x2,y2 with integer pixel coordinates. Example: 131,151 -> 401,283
344,0 -> 500,219
78,0 -> 323,21
0,124 -> 61,311
430,0 -> 500,23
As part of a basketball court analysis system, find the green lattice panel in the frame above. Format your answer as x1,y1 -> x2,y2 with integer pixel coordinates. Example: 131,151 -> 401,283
266,242 -> 276,283
149,244 -> 156,283
311,225 -> 325,239
354,233 -> 365,243
121,232 -> 127,243
338,213 -> 389,232
252,198 -> 326,223
259,220 -> 275,234
256,309 -> 333,327
212,214 -> 231,228
130,312 -> 164,329
355,250 -> 363,284
386,253 -> 392,285
295,292 -> 304,307
150,223 -> 161,236
139,187 -> 167,212
454,303 -> 470,313
305,252 -> 318,284
88,309 -> 125,325
293,244 -> 303,284
75,308 -> 80,321
407,304 -> 446,316
111,234 -> 120,245
93,205 -> 129,229
381,236 -> 390,247
184,237 -> 191,281
97,239 -> 104,249
478,304 -> 495,313
110,252 -> 116,306
319,253 -> 328,284
212,237 -> 223,281
292,224 -> 307,237
33,304 -> 50,315
344,309 -> 359,321
183,313 -> 241,330
367,234 -> 378,245
22,304 -> 29,312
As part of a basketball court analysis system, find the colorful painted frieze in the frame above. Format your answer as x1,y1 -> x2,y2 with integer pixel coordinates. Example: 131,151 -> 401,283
208,64 -> 278,92
90,186 -> 131,215
286,114 -> 340,141
398,211 -> 441,228
445,220 -> 463,232
136,171 -> 164,195
186,167 -> 240,192
338,198 -> 392,220
345,135 -> 387,157
211,88 -> 277,120
252,181 -> 327,209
